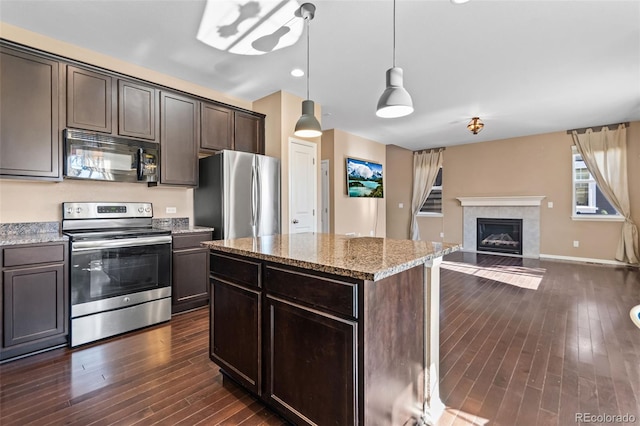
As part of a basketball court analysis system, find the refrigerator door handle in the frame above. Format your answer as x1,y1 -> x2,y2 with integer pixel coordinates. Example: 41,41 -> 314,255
251,163 -> 257,235
255,161 -> 262,234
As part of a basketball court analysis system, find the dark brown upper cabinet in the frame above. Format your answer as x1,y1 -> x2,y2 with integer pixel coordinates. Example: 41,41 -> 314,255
66,65 -> 114,133
234,111 -> 265,154
0,47 -> 61,180
67,65 -> 159,142
159,91 -> 199,186
118,80 -> 158,141
200,102 -> 234,153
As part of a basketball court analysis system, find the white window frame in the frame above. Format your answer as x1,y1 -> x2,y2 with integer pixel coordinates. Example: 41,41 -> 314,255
571,146 -> 623,221
417,167 -> 443,217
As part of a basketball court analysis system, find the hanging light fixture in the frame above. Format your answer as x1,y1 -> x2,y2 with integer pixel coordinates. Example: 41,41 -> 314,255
376,0 -> 414,118
467,117 -> 484,134
294,3 -> 322,138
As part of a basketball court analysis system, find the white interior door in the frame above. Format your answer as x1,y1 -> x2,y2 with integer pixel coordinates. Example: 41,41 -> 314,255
289,138 -> 317,234
321,159 -> 329,233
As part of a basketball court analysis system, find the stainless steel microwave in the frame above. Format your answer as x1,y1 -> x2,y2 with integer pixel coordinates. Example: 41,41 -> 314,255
63,129 -> 158,183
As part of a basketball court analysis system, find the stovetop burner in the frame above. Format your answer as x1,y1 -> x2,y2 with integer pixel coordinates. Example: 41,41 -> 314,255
63,227 -> 171,241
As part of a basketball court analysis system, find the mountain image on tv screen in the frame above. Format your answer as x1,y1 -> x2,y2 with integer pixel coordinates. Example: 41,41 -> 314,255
346,157 -> 383,198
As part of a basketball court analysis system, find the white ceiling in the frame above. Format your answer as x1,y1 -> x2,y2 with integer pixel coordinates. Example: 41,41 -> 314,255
1,0 -> 639,151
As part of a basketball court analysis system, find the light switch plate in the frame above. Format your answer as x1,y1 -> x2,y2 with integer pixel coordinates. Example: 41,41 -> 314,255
548,201 -> 554,208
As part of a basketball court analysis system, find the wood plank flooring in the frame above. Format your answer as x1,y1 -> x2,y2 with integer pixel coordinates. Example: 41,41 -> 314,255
1,252 -> 638,425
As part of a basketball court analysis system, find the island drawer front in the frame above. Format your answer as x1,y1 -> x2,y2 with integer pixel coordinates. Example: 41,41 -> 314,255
3,243 -> 66,267
173,232 -> 212,250
265,265 -> 357,319
210,252 -> 261,289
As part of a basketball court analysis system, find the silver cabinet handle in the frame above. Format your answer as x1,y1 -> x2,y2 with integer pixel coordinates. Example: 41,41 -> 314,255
292,219 -> 299,224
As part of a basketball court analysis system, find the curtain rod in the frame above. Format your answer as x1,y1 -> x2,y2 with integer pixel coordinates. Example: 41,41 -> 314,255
566,122 -> 629,134
414,147 -> 445,153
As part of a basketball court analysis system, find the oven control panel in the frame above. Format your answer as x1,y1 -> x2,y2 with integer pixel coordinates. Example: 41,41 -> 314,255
63,202 -> 153,220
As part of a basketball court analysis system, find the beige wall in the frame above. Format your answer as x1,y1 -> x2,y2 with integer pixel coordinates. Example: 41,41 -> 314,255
253,91 -> 322,234
385,145 -> 413,239
386,121 -> 640,262
322,129 -> 386,237
0,180 -> 192,223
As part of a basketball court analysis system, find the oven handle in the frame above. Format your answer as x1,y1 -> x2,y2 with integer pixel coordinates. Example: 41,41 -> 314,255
71,235 -> 172,252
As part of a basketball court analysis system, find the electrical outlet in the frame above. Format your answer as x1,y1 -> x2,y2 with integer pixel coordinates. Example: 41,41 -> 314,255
398,203 -> 404,208
166,207 -> 177,214
573,240 -> 579,248
440,232 -> 444,238
548,201 -> 554,208
370,230 -> 375,236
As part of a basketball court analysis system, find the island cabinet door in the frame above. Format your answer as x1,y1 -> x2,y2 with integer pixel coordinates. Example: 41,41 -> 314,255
210,277 -> 261,395
264,295 -> 358,426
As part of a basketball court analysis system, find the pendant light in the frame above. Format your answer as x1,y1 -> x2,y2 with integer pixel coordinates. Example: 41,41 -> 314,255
376,0 -> 414,118
294,3 -> 322,138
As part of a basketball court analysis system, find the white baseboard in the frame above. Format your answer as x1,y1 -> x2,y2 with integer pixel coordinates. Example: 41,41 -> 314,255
539,253 -> 634,267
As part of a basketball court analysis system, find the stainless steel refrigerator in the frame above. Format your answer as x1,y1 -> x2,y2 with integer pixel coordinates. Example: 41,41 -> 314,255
195,150 -> 281,240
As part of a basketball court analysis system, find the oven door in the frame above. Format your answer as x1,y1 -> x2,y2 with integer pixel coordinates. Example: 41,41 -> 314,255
70,235 -> 172,309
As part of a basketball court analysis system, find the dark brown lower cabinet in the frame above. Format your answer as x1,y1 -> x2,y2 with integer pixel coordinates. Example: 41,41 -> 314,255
210,277 -> 261,394
209,250 -> 425,426
171,232 -> 212,314
1,242 -> 68,361
265,296 -> 356,426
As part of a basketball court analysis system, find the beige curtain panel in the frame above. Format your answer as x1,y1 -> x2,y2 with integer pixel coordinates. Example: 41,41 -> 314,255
410,149 -> 443,241
571,124 -> 639,264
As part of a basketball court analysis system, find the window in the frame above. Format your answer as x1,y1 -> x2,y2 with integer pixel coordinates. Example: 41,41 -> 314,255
572,148 -> 620,219
419,167 -> 442,215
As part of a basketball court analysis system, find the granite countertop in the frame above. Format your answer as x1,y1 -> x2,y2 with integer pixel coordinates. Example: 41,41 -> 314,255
202,233 -> 460,281
161,225 -> 215,235
151,218 -> 213,235
0,222 -> 68,246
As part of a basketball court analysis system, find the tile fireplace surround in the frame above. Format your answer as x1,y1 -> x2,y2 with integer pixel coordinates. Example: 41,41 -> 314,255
458,196 -> 545,258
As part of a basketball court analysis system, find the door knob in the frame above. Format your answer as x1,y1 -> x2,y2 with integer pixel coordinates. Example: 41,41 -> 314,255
292,219 -> 299,224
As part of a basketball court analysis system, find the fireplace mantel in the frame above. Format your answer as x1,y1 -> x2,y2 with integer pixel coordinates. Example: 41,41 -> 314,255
457,196 -> 546,207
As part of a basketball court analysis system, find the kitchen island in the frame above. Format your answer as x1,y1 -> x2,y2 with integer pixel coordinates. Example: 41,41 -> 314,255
202,233 -> 459,426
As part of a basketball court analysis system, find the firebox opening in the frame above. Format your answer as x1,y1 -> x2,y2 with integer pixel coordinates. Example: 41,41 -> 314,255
477,218 -> 523,255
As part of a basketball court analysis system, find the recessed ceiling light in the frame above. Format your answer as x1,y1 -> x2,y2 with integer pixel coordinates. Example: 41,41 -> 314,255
291,68 -> 304,77
451,0 -> 471,4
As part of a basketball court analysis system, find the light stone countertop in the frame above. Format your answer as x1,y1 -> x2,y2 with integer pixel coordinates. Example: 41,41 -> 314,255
202,233 -> 460,281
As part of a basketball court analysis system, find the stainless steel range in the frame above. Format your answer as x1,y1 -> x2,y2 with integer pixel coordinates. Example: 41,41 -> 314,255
62,202 -> 172,347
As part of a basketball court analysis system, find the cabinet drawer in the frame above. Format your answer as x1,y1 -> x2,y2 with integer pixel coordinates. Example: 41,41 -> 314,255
210,252 -> 261,289
265,266 -> 357,319
173,232 -> 212,250
3,243 -> 65,267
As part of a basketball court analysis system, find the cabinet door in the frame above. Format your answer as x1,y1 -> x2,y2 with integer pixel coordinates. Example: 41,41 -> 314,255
66,65 -> 114,133
118,80 -> 158,141
0,48 -> 60,179
160,91 -> 199,186
265,296 -> 357,426
200,102 -> 234,152
172,248 -> 209,314
210,278 -> 261,394
3,264 -> 66,347
234,111 -> 264,154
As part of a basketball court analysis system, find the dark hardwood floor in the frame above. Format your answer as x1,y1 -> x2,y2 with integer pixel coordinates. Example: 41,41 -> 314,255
1,252 -> 638,425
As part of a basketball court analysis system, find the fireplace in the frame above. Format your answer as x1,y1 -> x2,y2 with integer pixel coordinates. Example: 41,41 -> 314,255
477,218 -> 523,255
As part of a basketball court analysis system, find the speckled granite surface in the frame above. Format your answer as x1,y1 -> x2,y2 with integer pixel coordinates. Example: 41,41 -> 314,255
202,233 -> 460,281
0,222 -> 68,246
152,218 -> 214,234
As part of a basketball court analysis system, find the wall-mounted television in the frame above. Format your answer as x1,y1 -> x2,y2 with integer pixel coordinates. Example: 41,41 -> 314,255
346,157 -> 383,198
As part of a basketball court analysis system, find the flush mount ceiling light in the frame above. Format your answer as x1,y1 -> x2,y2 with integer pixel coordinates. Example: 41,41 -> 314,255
197,0 -> 303,55
451,0 -> 471,4
294,3 -> 322,138
291,68 -> 304,77
376,0 -> 414,119
467,117 -> 484,134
